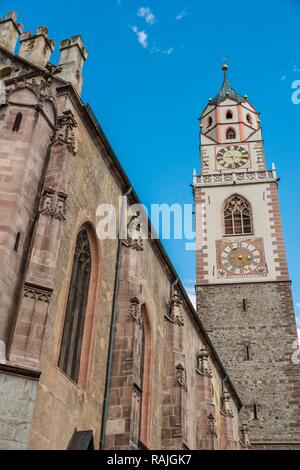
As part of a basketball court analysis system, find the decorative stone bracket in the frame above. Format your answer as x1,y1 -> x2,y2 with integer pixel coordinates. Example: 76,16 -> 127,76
123,214 -> 144,251
240,421 -> 252,449
39,187 -> 67,220
208,413 -> 218,438
165,289 -> 184,326
52,110 -> 77,156
175,363 -> 187,391
196,347 -> 212,378
128,297 -> 144,325
221,389 -> 234,418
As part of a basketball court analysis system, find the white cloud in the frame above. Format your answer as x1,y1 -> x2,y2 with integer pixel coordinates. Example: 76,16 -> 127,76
292,62 -> 300,72
295,303 -> 300,310
137,6 -> 156,25
162,47 -> 174,55
185,286 -> 196,309
131,26 -> 148,48
183,279 -> 196,309
176,11 -> 187,21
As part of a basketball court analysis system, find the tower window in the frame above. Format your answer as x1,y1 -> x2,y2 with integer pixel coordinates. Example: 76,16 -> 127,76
246,113 -> 252,124
242,299 -> 247,311
12,113 -> 23,132
253,404 -> 258,420
207,116 -> 212,128
14,232 -> 21,253
59,228 -> 92,384
245,345 -> 251,361
226,127 -> 236,139
226,110 -> 233,120
224,195 -> 253,235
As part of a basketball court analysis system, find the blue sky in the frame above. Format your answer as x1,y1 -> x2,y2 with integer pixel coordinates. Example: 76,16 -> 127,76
3,0 -> 300,330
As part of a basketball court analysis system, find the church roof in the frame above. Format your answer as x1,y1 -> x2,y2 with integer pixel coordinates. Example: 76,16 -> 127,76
210,64 -> 246,105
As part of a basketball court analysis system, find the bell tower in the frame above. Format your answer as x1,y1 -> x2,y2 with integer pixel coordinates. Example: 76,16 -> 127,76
194,65 -> 300,449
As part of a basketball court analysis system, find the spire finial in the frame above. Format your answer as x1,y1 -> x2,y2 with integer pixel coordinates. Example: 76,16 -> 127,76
222,63 -> 228,74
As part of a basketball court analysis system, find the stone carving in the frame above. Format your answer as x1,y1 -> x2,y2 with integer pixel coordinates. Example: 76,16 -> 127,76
54,110 -> 77,155
166,289 -> 184,326
196,347 -> 212,378
208,413 -> 218,437
45,62 -> 62,75
8,77 -> 54,103
129,297 -> 143,325
240,421 -> 252,449
123,213 -> 144,251
24,283 -> 52,303
175,363 -> 187,391
221,389 -> 233,418
39,188 -> 67,220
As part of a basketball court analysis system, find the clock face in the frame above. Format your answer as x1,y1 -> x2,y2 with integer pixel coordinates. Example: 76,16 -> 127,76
220,241 -> 261,275
216,145 -> 249,169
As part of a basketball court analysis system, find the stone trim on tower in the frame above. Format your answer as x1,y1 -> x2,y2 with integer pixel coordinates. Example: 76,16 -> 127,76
266,182 -> 289,281
195,188 -> 209,285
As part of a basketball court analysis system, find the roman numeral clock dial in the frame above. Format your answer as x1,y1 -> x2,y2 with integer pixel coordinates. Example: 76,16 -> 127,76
216,145 -> 249,169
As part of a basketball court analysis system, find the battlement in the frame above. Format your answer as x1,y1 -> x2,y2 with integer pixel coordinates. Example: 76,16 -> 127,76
0,11 -> 88,96
0,11 -> 23,52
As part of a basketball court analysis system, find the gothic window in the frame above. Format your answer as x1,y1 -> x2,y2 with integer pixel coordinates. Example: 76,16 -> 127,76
59,228 -> 92,384
224,195 -> 253,235
207,116 -> 212,127
226,110 -> 233,119
14,232 -> 21,253
12,113 -> 23,132
246,113 -> 252,124
139,304 -> 152,448
226,127 -> 236,139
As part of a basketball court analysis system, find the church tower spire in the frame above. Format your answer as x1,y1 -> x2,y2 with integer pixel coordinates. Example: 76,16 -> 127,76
210,64 -> 245,105
194,66 -> 300,449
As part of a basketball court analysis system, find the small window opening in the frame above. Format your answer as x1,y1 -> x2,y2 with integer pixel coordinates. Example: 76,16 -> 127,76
207,116 -> 212,128
245,345 -> 251,361
226,110 -> 233,119
226,127 -> 236,139
12,113 -> 23,132
14,232 -> 21,253
246,113 -> 252,124
243,299 -> 247,311
253,404 -> 258,420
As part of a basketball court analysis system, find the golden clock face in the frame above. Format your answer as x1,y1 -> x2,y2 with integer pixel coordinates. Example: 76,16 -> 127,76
216,145 -> 249,169
220,242 -> 261,275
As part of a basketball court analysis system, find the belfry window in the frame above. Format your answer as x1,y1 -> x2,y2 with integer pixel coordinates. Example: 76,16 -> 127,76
226,127 -> 236,139
12,113 -> 23,132
207,116 -> 212,128
246,113 -> 252,124
226,110 -> 233,120
224,195 -> 253,235
59,228 -> 92,383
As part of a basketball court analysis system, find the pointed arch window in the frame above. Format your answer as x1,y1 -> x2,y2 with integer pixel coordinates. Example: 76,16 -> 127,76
246,113 -> 252,124
226,110 -> 233,120
226,127 -> 236,139
59,228 -> 92,383
12,113 -> 23,132
224,195 -> 253,235
138,304 -> 152,449
207,116 -> 213,128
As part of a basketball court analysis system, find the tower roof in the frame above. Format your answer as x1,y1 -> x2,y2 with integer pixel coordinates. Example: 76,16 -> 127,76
210,64 -> 246,105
